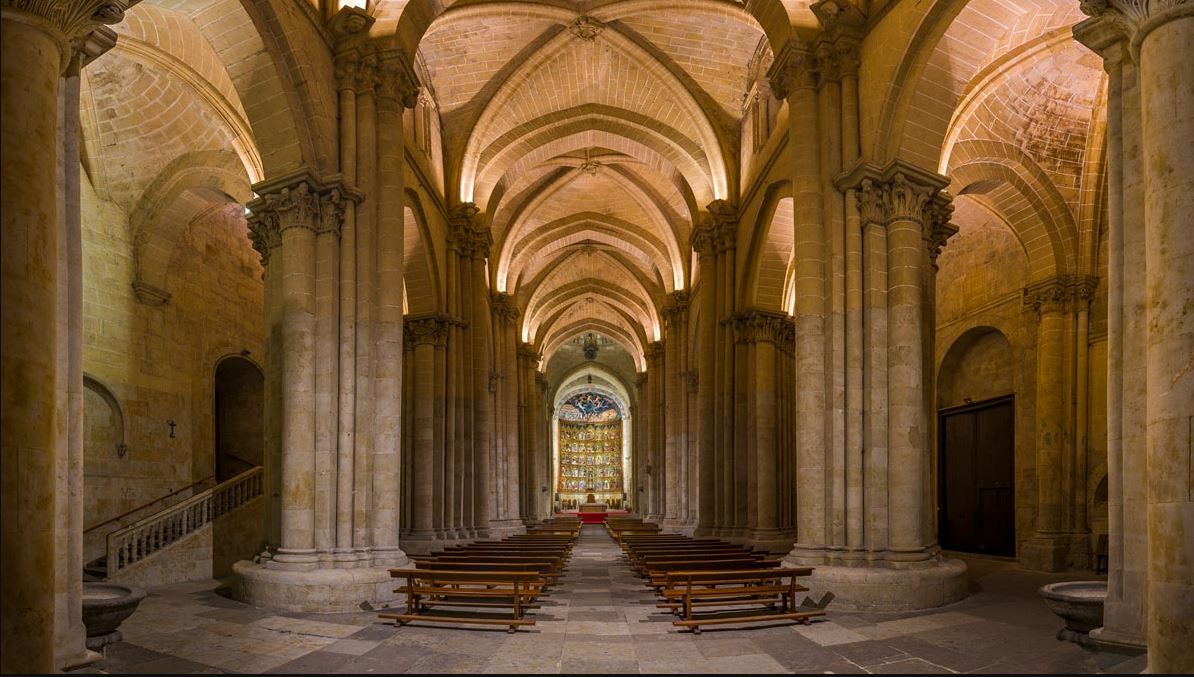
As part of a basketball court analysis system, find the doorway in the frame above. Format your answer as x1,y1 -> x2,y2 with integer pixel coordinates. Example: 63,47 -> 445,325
938,396 -> 1015,557
214,356 -> 264,482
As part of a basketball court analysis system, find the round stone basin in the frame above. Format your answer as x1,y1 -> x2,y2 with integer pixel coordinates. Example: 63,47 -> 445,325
82,582 -> 146,645
1039,581 -> 1107,634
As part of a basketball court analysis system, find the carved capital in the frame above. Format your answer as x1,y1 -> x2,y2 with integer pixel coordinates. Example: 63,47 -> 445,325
492,292 -> 520,325
733,309 -> 795,345
376,49 -> 419,109
1023,274 -> 1100,314
517,342 -> 541,363
568,15 -> 605,41
645,341 -> 665,362
700,200 -> 737,253
3,0 -> 130,67
404,314 -> 450,348
766,41 -> 817,99
448,203 -> 491,260
927,196 -> 959,264
247,171 -> 359,264
661,291 -> 690,326
328,5 -> 373,40
843,161 -> 955,256
635,372 -> 648,387
815,42 -> 839,87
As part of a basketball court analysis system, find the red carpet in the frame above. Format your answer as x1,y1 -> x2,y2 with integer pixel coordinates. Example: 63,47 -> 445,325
559,510 -> 629,524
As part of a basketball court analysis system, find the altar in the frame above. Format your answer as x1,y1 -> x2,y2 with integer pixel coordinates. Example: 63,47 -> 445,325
578,502 -> 607,513
560,508 -> 629,524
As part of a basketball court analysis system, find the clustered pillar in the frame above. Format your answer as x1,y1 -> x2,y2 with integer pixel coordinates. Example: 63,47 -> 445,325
765,10 -> 967,606
233,33 -> 420,611
1076,3 -> 1194,671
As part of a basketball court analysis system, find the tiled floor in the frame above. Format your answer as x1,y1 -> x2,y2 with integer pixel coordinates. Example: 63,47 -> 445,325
104,527 -> 1134,674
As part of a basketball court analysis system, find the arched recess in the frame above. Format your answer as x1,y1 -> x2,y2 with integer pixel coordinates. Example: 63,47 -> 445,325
740,181 -> 794,311
947,151 -> 1077,281
936,326 -> 1016,558
213,355 -> 265,482
83,375 -> 128,460
131,150 -> 252,297
404,189 -> 443,315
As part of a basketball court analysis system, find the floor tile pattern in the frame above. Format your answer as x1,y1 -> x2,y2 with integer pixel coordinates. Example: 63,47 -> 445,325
105,527 -> 1129,674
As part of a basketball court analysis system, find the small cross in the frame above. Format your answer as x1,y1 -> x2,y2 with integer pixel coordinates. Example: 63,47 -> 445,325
168,420 -> 176,438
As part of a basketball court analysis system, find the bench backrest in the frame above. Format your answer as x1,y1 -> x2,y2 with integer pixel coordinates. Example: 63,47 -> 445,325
664,567 -> 814,585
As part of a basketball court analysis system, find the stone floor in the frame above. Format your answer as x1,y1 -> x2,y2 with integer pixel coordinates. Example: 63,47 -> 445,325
104,527 -> 1135,674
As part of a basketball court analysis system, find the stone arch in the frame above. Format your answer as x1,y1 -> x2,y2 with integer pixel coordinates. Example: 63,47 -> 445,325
131,149 -> 252,299
937,326 -> 1015,410
741,181 -> 793,311
404,189 -> 442,315
140,0 -> 325,176
947,147 -> 1078,280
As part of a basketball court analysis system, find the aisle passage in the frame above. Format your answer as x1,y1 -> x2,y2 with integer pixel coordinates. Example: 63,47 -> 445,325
106,527 -> 1105,674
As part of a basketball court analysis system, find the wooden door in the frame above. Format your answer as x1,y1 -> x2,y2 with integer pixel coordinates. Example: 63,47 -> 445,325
939,397 -> 1015,557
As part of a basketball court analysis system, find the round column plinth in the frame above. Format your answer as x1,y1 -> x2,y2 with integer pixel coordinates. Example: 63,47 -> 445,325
232,561 -> 404,613
782,558 -> 968,612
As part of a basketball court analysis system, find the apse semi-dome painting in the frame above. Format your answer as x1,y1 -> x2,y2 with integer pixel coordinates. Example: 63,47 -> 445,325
557,392 -> 622,422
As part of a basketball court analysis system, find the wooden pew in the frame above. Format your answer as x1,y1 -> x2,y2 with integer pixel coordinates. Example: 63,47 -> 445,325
659,567 -> 824,633
382,569 -> 545,633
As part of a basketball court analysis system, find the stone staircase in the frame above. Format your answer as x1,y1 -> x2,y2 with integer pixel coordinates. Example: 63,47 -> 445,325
84,466 -> 264,580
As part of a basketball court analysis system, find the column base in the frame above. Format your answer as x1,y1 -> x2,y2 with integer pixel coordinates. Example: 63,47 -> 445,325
780,555 -> 968,612
487,519 -> 526,539
401,532 -> 465,555
660,518 -> 695,535
745,529 -> 796,555
1020,534 -> 1070,572
232,559 -> 405,613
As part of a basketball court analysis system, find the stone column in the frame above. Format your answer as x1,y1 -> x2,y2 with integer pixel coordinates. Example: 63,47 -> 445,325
770,42 -> 829,559
736,310 -> 796,552
1135,7 -> 1194,671
661,293 -> 690,530
492,293 -> 523,530
1021,276 -> 1096,572
404,316 -> 448,546
644,342 -> 665,520
1077,7 -> 1193,665
535,372 -> 551,519
1,4 -> 122,669
691,219 -> 718,534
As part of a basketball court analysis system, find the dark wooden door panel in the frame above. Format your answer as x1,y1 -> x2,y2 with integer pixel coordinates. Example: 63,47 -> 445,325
939,398 -> 1015,557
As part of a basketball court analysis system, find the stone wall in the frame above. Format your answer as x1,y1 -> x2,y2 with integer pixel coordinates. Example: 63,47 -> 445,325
81,171 -> 265,544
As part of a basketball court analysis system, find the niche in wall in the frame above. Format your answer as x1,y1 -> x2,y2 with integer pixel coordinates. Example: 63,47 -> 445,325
213,356 -> 264,482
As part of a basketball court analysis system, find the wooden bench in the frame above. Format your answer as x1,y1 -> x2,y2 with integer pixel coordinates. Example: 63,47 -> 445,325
659,567 -> 824,633
381,569 -> 545,633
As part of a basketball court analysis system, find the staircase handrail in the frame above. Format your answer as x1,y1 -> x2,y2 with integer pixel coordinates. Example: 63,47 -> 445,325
106,466 -> 264,576
84,474 -> 215,535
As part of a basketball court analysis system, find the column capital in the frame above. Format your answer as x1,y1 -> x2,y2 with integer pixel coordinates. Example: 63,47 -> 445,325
696,200 -> 738,254
842,160 -> 958,254
645,340 -> 665,362
635,372 -> 648,386
492,292 -> 520,325
375,48 -> 420,109
448,203 -> 492,260
766,40 -> 817,99
403,314 -> 451,348
3,0 -> 129,68
517,342 -> 541,363
247,171 -> 360,263
661,291 -> 690,326
732,309 -> 796,345
1023,274 -> 1100,314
